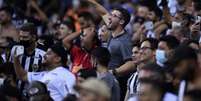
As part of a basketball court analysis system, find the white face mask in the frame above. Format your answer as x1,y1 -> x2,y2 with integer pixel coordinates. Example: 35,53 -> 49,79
156,49 -> 168,65
172,21 -> 181,28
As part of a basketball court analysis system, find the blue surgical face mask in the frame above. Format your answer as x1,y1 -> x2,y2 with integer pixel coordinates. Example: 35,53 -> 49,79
156,49 -> 168,65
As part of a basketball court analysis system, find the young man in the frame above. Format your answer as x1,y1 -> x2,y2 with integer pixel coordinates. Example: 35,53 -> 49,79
167,46 -> 198,101
9,23 -> 46,94
86,1 -> 134,99
13,44 -> 76,101
0,6 -> 19,41
91,47 -> 120,101
125,38 -> 159,100
63,26 -> 100,74
55,20 -> 75,44
156,35 -> 180,67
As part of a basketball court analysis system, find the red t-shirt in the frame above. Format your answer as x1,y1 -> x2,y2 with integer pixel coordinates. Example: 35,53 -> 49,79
70,45 -> 93,74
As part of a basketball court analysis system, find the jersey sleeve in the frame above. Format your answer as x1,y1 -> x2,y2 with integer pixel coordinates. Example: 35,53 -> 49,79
27,72 -> 46,82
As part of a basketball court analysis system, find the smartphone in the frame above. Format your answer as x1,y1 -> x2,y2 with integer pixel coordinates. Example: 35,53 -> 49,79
144,21 -> 154,30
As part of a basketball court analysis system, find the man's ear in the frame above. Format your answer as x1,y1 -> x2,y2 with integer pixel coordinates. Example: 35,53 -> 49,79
55,56 -> 61,63
119,19 -> 125,25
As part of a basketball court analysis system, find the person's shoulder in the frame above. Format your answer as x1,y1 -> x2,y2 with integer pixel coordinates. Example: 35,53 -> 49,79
36,43 -> 48,51
52,67 -> 75,79
163,92 -> 177,101
36,47 -> 46,54
102,72 -> 116,82
128,96 -> 137,101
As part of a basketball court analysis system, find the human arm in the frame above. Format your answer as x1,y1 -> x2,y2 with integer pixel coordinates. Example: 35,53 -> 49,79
27,0 -> 48,21
86,0 -> 109,16
13,49 -> 28,81
62,30 -> 81,49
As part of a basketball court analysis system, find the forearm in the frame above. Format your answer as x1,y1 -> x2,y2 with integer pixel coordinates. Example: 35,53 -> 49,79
35,7 -> 48,21
132,31 -> 141,43
115,61 -> 137,76
154,24 -> 168,39
62,31 -> 81,49
163,6 -> 172,24
88,0 -> 109,16
14,57 -> 27,81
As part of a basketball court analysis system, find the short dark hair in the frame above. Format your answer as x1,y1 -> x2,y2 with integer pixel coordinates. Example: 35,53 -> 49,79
91,47 -> 111,66
114,7 -> 131,28
62,16 -> 76,32
182,39 -> 199,47
78,11 -> 95,24
159,35 -> 180,49
140,63 -> 166,82
166,45 -> 198,67
142,38 -> 159,50
20,23 -> 37,37
138,78 -> 166,98
0,6 -> 12,16
27,81 -> 49,96
50,44 -> 68,66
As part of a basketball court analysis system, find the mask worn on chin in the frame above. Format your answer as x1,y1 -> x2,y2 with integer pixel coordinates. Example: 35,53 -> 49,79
19,40 -> 32,48
156,49 -> 168,66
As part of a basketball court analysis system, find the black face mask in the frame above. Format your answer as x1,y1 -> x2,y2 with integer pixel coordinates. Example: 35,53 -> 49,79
19,40 -> 32,48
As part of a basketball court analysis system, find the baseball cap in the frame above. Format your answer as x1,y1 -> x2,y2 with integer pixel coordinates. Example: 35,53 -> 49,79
75,78 -> 111,99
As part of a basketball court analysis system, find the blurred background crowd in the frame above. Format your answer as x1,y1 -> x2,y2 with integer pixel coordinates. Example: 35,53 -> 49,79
0,0 -> 201,101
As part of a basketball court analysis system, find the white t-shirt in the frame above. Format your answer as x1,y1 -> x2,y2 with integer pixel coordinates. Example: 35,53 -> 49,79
27,67 -> 76,101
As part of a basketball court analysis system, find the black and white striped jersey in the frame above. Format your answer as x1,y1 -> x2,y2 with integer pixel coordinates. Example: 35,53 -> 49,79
10,46 -> 46,72
127,72 -> 139,97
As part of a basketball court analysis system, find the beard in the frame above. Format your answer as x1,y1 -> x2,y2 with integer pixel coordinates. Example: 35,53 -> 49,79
19,40 -> 33,48
107,21 -> 118,30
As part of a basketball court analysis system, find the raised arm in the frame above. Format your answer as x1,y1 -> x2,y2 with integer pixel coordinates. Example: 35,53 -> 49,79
160,0 -> 172,24
87,0 -> 109,16
13,49 -> 28,81
28,0 -> 48,22
62,31 -> 81,49
115,61 -> 137,76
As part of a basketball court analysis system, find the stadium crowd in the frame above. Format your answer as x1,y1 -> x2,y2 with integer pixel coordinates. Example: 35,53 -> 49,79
0,0 -> 201,101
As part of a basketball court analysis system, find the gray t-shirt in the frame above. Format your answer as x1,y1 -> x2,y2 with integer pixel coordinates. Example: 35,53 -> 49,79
107,31 -> 132,69
98,72 -> 120,101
